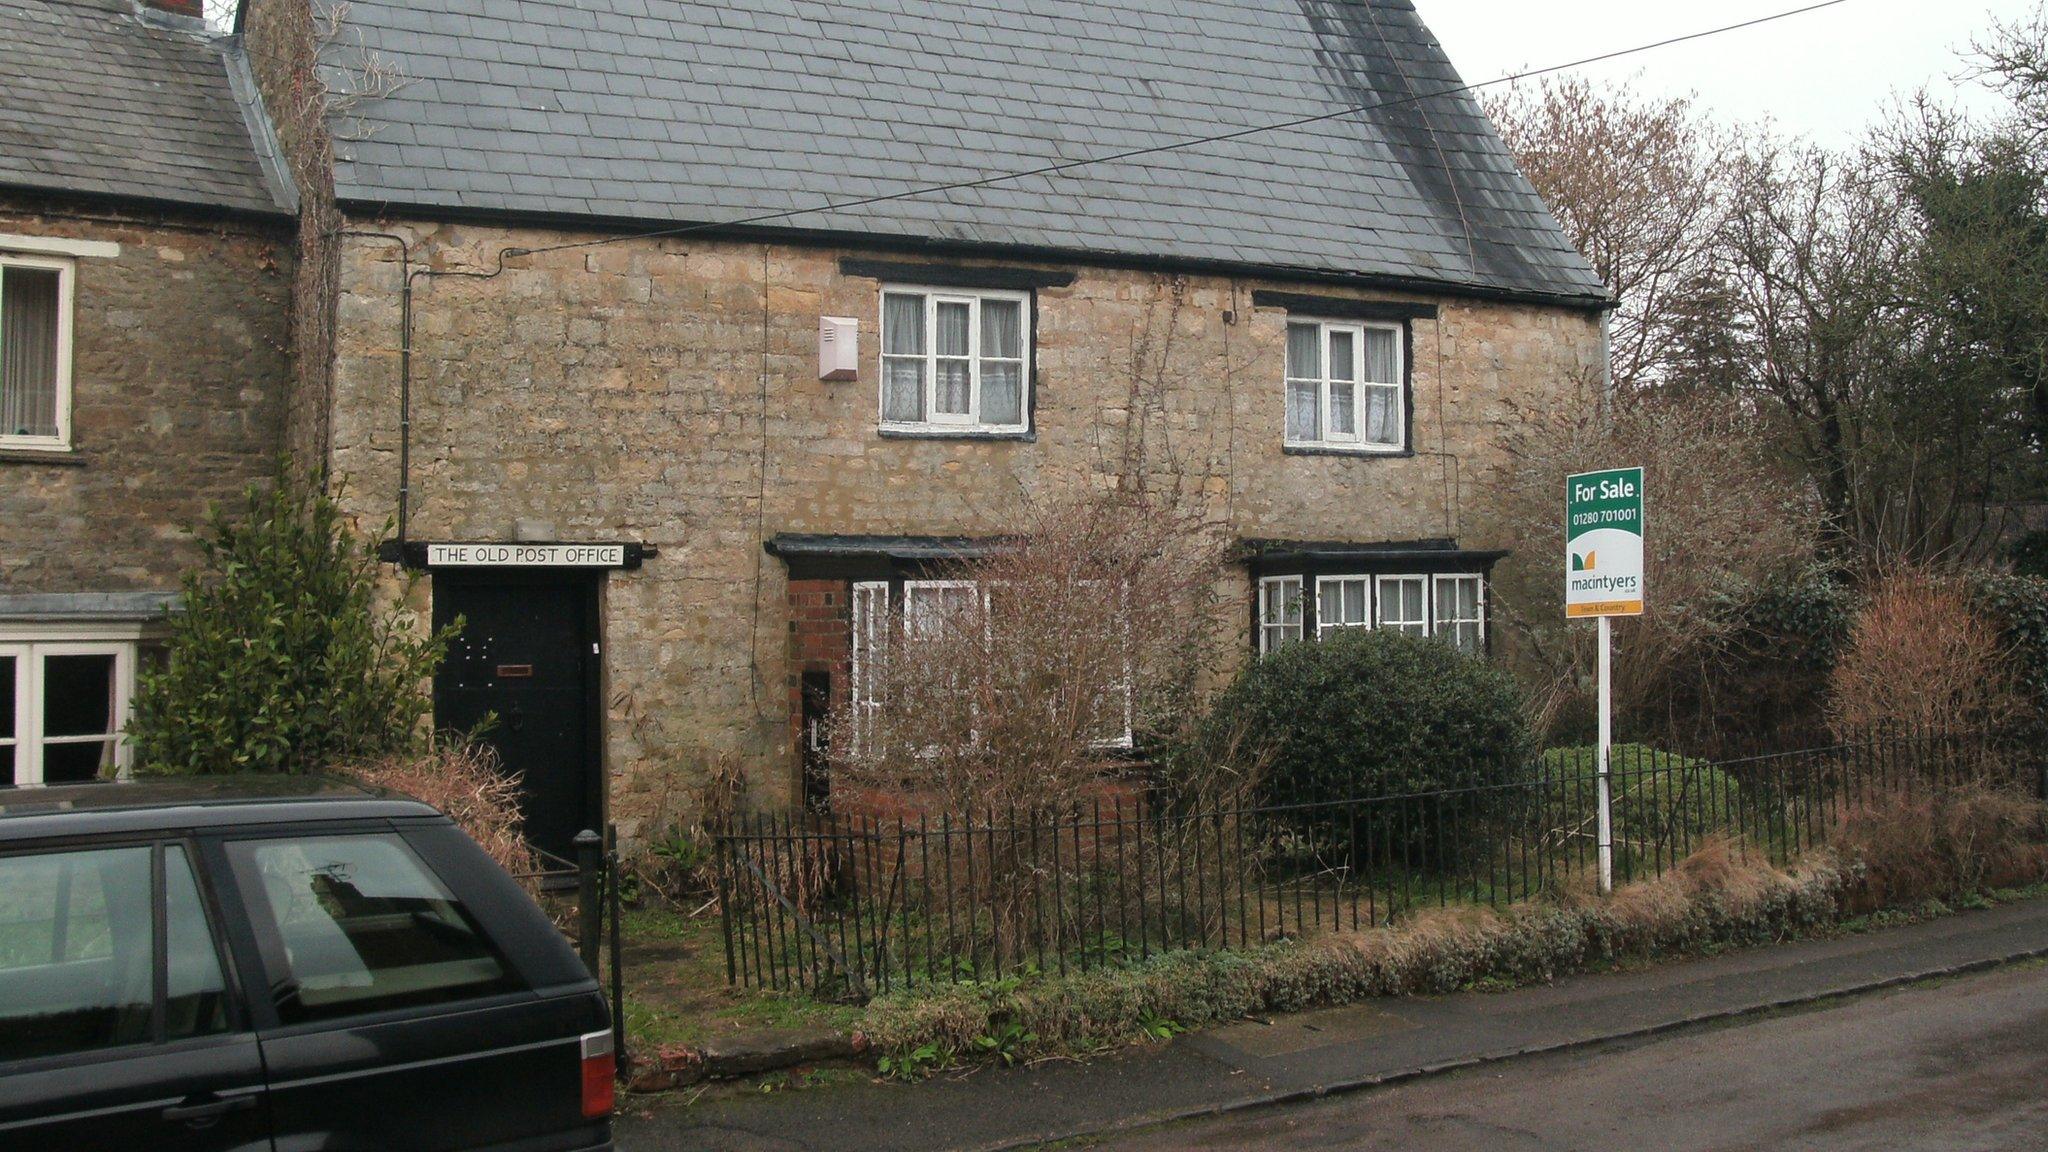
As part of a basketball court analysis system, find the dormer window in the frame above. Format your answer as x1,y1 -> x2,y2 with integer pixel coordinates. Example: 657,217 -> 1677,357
0,254 -> 73,452
880,287 -> 1029,434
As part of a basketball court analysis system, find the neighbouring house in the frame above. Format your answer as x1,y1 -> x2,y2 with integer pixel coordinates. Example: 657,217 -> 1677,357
0,0 -> 296,786
232,0 -> 1610,853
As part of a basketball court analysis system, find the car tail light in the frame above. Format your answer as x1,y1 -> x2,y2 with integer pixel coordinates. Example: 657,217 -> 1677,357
580,1029 -> 616,1119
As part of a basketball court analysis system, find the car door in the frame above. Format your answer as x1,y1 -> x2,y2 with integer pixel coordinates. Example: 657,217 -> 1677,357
0,841 -> 272,1151
215,824 -> 609,1152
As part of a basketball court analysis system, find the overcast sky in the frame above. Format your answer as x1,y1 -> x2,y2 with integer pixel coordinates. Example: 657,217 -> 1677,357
1420,0 -> 2040,146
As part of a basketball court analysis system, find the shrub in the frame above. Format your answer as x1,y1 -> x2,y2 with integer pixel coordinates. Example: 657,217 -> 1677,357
1202,629 -> 1529,808
1830,783 -> 2048,911
1965,570 -> 2048,742
1828,568 -> 2019,738
2005,529 -> 2048,581
129,467 -> 458,775
344,742 -> 535,880
1664,565 -> 1853,753
1496,383 -> 1822,740
1540,745 -> 1743,851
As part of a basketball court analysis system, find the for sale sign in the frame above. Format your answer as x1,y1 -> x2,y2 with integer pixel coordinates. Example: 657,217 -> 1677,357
1565,467 -> 1645,619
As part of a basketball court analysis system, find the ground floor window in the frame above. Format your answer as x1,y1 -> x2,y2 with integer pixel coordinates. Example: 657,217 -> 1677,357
1434,575 -> 1486,653
849,577 -> 1133,750
1258,576 -> 1305,654
1376,575 -> 1430,636
0,640 -> 138,786
1316,576 -> 1371,638
1256,571 -> 1488,656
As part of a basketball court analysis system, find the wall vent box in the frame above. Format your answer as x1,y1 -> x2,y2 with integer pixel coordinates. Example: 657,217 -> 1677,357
819,316 -> 858,381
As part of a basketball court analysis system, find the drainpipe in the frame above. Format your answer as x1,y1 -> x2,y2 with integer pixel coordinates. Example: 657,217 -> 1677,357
340,232 -> 525,557
338,230 -> 416,547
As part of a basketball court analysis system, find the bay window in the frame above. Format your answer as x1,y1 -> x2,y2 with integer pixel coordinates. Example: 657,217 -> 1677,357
1258,576 -> 1305,654
1253,570 -> 1488,656
850,577 -> 1133,750
1315,576 -> 1371,638
1375,575 -> 1429,636
880,288 -> 1029,433
1434,575 -> 1486,654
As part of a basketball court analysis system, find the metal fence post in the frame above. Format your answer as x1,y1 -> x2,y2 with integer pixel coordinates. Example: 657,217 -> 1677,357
574,828 -> 603,980
606,824 -> 626,1070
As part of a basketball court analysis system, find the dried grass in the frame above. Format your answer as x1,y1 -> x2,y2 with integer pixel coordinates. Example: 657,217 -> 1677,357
861,839 -> 1842,1064
343,742 -> 536,881
1830,783 -> 2048,912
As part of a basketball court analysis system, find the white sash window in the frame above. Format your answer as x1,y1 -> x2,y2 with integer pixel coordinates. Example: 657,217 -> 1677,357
0,254 -> 74,452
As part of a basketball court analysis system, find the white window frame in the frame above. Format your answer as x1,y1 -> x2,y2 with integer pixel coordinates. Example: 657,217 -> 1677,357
1433,573 -> 1488,653
1077,578 -> 1135,750
901,579 -> 986,640
1314,575 -> 1374,639
849,581 -> 891,753
1374,574 -> 1431,637
0,252 -> 78,452
0,639 -> 137,786
1257,576 -> 1305,655
878,286 -> 1031,435
1283,318 -> 1405,453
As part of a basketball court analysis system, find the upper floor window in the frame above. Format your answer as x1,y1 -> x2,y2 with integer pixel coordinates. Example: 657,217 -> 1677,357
1284,319 -> 1403,452
0,254 -> 73,452
880,288 -> 1029,434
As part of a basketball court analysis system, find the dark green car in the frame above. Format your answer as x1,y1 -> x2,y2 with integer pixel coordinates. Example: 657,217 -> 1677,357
0,777 -> 614,1151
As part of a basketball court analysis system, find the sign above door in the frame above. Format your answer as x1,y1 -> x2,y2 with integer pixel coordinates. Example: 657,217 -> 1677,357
383,541 -> 656,570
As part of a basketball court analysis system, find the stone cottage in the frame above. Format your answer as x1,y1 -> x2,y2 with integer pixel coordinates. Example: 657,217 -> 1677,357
234,0 -> 1610,853
0,0 -> 296,786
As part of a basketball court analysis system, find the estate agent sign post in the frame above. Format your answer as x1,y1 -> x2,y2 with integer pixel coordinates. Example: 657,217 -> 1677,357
1566,467 -> 1646,895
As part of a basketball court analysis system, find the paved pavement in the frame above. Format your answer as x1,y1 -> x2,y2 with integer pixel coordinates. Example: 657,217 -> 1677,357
616,898 -> 2048,1152
1086,960 -> 2048,1150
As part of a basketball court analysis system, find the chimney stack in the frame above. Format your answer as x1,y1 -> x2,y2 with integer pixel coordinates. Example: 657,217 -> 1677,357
142,0 -> 205,18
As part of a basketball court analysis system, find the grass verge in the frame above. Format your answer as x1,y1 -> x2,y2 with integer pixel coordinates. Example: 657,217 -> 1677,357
617,906 -> 859,1052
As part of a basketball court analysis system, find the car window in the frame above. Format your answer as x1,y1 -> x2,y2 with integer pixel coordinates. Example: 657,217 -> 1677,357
0,846 -> 153,1061
163,847 -> 231,1040
228,833 -> 518,1023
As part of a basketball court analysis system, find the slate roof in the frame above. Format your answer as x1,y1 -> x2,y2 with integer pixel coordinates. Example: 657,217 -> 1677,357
0,0 -> 291,216
325,0 -> 1606,306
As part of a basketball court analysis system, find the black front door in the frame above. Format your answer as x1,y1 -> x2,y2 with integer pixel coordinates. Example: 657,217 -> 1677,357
433,574 -> 602,863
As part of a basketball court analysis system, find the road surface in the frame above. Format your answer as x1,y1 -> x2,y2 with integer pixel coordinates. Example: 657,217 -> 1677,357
1081,961 -> 2048,1151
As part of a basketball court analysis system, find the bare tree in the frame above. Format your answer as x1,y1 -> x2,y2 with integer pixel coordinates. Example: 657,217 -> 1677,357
1499,379 -> 1821,736
1488,76 -> 1732,391
826,485 -> 1232,817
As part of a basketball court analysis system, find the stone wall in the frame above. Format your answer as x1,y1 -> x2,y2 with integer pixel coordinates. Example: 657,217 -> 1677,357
0,196 -> 293,595
323,221 -> 1604,834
